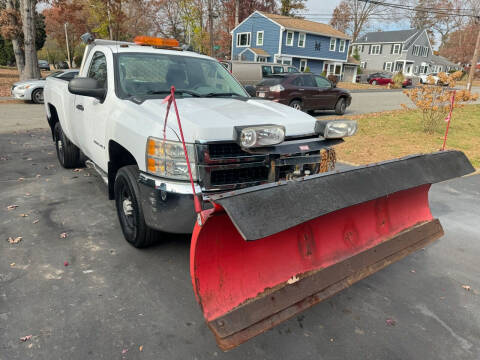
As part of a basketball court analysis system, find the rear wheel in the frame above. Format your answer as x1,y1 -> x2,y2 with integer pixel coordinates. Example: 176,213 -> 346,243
54,122 -> 81,168
334,98 -> 347,115
289,100 -> 303,111
114,165 -> 159,248
31,88 -> 44,104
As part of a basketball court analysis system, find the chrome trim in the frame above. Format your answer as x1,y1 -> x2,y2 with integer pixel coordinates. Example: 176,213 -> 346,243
139,171 -> 202,195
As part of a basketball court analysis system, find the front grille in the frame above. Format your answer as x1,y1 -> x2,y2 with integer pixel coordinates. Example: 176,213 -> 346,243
208,143 -> 249,158
210,166 -> 269,186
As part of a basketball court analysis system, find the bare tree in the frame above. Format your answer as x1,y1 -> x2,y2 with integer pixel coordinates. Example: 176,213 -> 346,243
20,0 -> 40,79
1,0 -> 25,75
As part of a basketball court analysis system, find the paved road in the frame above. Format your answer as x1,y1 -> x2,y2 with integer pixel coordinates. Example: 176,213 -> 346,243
1,104 -> 480,360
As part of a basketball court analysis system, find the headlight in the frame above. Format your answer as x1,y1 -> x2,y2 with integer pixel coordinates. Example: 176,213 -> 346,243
315,120 -> 357,139
15,84 -> 30,90
236,125 -> 285,148
269,84 -> 285,92
146,137 -> 197,180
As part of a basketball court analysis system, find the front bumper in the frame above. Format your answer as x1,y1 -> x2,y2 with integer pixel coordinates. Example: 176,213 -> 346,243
11,87 -> 28,100
137,172 -> 200,234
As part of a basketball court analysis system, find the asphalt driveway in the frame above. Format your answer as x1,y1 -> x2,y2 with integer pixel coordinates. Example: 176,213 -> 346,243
1,104 -> 479,359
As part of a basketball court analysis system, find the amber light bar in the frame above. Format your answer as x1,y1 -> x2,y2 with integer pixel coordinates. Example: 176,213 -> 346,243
133,36 -> 179,48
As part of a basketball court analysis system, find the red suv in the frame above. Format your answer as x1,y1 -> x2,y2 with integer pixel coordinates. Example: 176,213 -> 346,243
368,73 -> 412,87
255,74 -> 352,115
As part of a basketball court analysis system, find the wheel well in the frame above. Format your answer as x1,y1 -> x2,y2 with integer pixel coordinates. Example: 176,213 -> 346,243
47,104 -> 59,140
108,141 -> 137,199
289,98 -> 302,105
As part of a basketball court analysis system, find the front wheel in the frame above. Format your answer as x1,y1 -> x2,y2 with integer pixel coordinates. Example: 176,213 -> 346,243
289,100 -> 303,111
114,165 -> 159,248
334,98 -> 347,115
31,88 -> 44,104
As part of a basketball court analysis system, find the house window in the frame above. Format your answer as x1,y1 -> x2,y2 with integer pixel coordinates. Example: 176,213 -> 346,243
413,45 -> 420,56
256,31 -> 264,46
370,44 -> 381,55
361,61 -> 367,69
262,66 -> 273,77
329,38 -> 336,51
299,59 -> 307,72
236,32 -> 251,47
286,31 -> 294,46
384,62 -> 393,71
257,56 -> 267,62
357,44 -> 364,52
392,43 -> 401,54
298,32 -> 306,48
339,39 -> 346,52
414,65 -> 419,74
422,46 -> 429,57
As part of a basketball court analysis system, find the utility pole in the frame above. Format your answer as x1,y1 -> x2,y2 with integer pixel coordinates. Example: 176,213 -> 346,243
235,0 -> 239,26
466,17 -> 480,92
64,23 -> 71,69
208,0 -> 214,57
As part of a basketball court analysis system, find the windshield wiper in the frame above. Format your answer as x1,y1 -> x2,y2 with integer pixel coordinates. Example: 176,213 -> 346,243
146,90 -> 201,97
203,92 -> 245,98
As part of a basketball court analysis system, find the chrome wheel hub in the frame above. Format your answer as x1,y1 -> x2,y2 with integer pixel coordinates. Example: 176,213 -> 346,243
123,198 -> 133,216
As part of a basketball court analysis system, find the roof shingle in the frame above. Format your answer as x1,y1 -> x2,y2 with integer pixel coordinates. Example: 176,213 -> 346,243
258,12 -> 351,40
354,29 -> 421,44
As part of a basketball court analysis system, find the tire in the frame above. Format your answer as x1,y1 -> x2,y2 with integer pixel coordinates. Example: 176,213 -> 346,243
53,122 -> 81,168
334,97 -> 347,115
31,88 -> 44,104
371,80 -> 377,85
114,165 -> 159,248
289,100 -> 303,111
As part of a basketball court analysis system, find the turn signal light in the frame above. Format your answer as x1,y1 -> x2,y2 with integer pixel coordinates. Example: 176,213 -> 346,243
134,36 -> 179,48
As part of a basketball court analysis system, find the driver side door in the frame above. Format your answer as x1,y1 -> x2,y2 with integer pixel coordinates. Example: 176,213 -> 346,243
313,75 -> 336,109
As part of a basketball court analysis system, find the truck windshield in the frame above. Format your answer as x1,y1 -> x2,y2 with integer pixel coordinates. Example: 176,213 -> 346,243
116,53 -> 247,98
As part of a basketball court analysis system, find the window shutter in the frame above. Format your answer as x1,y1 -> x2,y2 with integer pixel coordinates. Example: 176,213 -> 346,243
383,62 -> 386,70
390,45 -> 393,54
368,45 -> 372,54
380,45 -> 383,54
399,44 -> 403,52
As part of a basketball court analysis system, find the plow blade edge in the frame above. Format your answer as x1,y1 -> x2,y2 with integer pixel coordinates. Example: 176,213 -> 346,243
190,150 -> 474,350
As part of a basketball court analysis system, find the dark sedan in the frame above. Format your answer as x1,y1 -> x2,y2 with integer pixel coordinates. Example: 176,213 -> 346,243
255,73 -> 352,115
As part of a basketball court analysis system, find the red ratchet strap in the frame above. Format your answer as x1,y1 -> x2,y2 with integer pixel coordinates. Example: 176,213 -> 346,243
162,86 -> 203,217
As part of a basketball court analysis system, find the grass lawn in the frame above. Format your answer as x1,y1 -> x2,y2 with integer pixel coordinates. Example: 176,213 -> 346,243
334,104 -> 480,169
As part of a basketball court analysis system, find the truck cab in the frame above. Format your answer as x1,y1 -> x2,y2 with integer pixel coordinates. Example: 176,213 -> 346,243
44,36 -> 357,248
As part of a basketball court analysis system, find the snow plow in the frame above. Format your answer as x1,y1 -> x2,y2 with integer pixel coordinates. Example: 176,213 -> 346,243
191,150 -> 474,350
158,87 -> 474,350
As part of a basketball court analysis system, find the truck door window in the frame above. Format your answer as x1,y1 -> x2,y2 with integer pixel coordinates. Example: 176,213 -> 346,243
88,52 -> 108,88
314,76 -> 332,89
262,66 -> 272,77
302,75 -> 316,87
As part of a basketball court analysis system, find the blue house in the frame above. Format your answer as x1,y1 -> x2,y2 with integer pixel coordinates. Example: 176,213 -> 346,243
231,11 -> 355,80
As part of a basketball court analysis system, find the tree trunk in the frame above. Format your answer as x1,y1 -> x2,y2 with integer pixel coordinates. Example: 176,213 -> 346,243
5,0 -> 25,75
20,0 -> 40,80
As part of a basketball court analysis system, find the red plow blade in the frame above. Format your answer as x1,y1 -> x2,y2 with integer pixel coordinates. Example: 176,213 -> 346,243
190,150 -> 473,350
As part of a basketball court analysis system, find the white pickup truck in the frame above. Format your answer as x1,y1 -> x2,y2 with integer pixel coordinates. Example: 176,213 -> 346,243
44,36 -> 357,248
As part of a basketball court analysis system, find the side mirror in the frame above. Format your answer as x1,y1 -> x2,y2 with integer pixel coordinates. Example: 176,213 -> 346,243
244,85 -> 256,97
68,77 -> 106,101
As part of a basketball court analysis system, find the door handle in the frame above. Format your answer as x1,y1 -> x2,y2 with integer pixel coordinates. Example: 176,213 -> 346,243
76,104 -> 84,111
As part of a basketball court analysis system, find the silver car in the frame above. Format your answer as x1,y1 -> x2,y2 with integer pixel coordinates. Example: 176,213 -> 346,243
11,69 -> 78,104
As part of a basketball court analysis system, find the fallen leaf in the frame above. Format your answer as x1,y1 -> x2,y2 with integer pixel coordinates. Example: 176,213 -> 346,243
32,219 -> 39,224
10,262 -> 15,267
385,318 -> 396,326
83,173 -> 91,177
7,205 -> 18,210
28,343 -> 33,349
60,232 -> 68,239
20,335 -> 32,342
36,174 -> 41,178
139,345 -> 143,352
410,269 -> 416,273
25,193 -> 31,196
64,261 -> 69,267
462,285 -> 471,291
18,177 -> 24,181
20,213 -> 29,217
82,270 -> 93,274
73,168 -> 83,172
122,349 -> 128,354
8,236 -> 22,244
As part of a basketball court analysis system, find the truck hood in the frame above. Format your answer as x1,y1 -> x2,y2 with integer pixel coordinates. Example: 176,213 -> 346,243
139,97 -> 317,141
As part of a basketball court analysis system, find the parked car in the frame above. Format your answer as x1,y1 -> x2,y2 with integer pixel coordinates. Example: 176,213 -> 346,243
11,69 -> 78,104
419,72 -> 441,84
255,73 -> 351,115
220,61 -> 299,86
368,73 -> 412,87
38,59 -> 50,71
